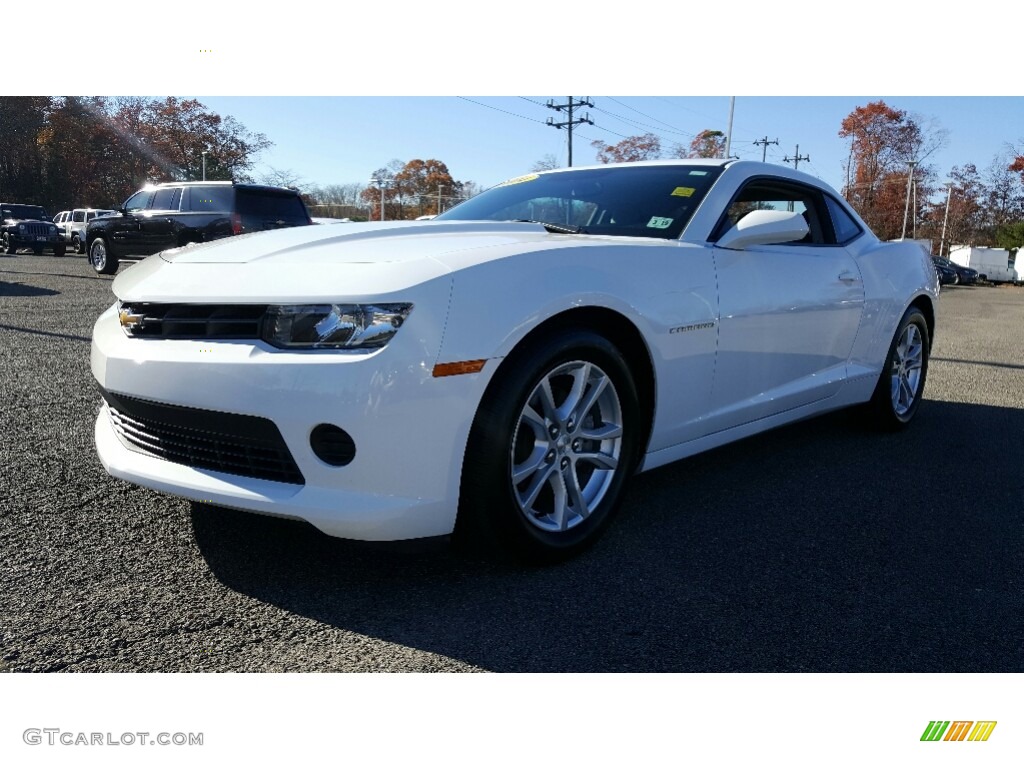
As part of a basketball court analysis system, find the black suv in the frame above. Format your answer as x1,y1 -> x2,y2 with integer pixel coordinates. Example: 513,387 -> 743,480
86,181 -> 313,274
1,204 -> 66,256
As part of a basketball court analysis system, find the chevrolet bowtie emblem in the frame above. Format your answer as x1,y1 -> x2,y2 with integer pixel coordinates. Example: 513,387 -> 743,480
118,308 -> 145,329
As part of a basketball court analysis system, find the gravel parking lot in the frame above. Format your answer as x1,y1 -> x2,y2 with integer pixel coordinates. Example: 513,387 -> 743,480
2,254 -> 1022,673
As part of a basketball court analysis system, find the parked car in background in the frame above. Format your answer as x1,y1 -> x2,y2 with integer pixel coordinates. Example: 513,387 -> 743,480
932,256 -> 977,285
91,159 -> 939,561
933,260 -> 958,286
56,208 -> 118,254
53,211 -> 70,240
2,203 -> 65,256
86,181 -> 313,275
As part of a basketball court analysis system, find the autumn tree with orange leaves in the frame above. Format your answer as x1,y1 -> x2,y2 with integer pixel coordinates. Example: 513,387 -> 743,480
685,130 -> 726,159
591,133 -> 662,163
838,100 -> 946,241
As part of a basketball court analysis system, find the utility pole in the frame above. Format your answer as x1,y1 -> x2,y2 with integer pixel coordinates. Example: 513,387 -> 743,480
753,136 -> 779,162
370,178 -> 390,221
202,150 -> 207,181
782,145 -> 809,170
723,97 -> 735,159
437,185 -> 445,216
939,182 -> 954,257
901,160 -> 918,240
546,97 -> 594,167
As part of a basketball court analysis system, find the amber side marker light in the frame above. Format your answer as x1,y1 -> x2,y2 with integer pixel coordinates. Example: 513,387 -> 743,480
432,360 -> 487,377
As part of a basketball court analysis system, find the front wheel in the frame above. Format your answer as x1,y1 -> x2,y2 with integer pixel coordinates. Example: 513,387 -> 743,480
3,235 -> 14,254
456,329 -> 640,562
867,306 -> 930,430
71,234 -> 83,254
89,237 -> 118,275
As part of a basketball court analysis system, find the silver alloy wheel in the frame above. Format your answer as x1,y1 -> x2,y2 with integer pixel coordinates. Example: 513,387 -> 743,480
90,240 -> 106,270
510,360 -> 624,533
890,323 -> 924,416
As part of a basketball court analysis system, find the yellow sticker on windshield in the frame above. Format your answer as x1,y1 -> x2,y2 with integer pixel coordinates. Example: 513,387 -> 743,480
647,216 -> 673,229
497,173 -> 539,186
671,187 -> 696,197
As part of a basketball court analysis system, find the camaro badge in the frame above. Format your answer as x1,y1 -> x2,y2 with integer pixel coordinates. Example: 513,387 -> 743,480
669,321 -> 716,334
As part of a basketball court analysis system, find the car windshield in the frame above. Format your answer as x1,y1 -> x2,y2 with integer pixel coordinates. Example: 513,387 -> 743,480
435,164 -> 724,240
2,205 -> 48,220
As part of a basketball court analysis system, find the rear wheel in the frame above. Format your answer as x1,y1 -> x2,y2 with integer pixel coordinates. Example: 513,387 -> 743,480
71,234 -> 83,254
456,329 -> 640,562
89,237 -> 118,275
868,306 -> 929,430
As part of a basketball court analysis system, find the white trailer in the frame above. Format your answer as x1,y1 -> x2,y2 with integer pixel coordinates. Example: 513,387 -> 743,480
948,245 -> 1022,283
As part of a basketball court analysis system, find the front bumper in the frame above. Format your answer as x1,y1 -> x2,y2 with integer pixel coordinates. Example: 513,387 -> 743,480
91,298 -> 492,541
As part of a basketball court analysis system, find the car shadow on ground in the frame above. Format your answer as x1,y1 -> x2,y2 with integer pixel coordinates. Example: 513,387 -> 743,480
0,282 -> 59,297
191,400 -> 1024,672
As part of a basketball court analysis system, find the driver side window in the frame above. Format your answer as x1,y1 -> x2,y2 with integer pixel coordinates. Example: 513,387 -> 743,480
124,190 -> 154,213
717,179 -> 833,245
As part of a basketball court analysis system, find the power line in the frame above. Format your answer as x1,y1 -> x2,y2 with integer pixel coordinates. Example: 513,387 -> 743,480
456,97 -> 547,124
591,105 -> 696,139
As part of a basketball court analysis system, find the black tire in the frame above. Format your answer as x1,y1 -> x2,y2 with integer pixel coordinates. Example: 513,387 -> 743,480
71,234 -> 83,254
3,235 -> 14,255
32,246 -> 43,255
867,306 -> 930,430
456,329 -> 641,562
53,244 -> 66,257
89,237 -> 118,275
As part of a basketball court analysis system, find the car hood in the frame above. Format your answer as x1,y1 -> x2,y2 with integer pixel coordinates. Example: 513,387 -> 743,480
113,220 -> 610,303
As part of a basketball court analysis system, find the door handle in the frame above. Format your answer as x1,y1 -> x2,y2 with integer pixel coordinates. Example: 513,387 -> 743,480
838,271 -> 861,283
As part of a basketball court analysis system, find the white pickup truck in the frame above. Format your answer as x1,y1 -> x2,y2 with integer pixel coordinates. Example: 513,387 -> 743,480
52,208 -> 117,253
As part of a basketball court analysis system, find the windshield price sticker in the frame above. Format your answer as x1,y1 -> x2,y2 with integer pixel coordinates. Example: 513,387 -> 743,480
671,187 -> 696,197
647,216 -> 673,229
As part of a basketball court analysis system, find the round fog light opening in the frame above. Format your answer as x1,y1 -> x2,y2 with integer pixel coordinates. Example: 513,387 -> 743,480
310,424 -> 356,466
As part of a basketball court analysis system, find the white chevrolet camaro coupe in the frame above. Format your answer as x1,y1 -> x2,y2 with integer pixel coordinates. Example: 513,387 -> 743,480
91,159 -> 939,561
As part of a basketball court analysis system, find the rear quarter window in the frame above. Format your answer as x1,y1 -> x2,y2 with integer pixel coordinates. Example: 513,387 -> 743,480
236,190 -> 310,224
825,196 -> 863,244
184,186 -> 234,212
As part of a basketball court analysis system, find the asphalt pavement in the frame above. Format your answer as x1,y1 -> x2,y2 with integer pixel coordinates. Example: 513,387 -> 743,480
1,254 -> 1022,672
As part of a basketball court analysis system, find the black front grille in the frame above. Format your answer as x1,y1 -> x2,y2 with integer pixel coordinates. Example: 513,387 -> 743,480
101,387 -> 304,485
120,303 -> 268,339
22,223 -> 51,237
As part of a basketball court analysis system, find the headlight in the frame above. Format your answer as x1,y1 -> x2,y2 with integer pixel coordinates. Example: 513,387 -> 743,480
261,304 -> 413,350
49,225 -> 57,233
18,224 -> 25,231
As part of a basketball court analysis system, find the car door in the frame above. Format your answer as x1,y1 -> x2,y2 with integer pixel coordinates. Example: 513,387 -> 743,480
139,187 -> 182,252
704,179 -> 865,434
109,189 -> 154,256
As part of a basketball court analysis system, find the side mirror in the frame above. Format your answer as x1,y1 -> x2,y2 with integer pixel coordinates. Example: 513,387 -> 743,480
118,207 -> 127,216
716,210 -> 809,251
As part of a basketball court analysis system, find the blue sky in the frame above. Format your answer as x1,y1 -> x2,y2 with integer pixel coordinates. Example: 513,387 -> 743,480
192,95 -> 1023,196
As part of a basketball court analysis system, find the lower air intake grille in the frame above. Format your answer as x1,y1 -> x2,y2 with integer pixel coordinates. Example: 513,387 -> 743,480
101,388 -> 304,485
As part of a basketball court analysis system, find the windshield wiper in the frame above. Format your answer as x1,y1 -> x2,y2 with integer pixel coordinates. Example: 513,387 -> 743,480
513,219 -> 587,235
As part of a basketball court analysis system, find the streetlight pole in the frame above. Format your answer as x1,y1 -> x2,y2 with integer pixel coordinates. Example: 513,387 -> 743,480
437,185 -> 445,216
202,151 -> 207,181
901,160 -> 918,240
370,179 -> 390,221
939,181 -> 953,257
